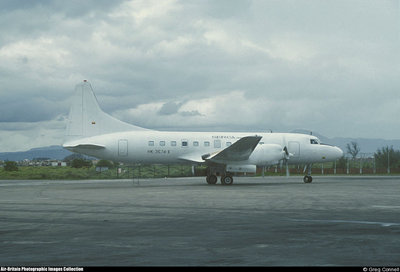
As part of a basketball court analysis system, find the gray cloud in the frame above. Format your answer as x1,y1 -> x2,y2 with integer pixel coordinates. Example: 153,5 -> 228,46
179,110 -> 202,117
158,101 -> 184,115
0,0 -> 399,151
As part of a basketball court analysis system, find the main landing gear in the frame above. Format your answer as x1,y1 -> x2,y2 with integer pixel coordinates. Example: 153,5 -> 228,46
206,167 -> 234,185
206,174 -> 234,185
206,174 -> 218,185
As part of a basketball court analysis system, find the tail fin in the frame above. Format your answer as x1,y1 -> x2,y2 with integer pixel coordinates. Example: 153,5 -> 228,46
65,81 -> 147,141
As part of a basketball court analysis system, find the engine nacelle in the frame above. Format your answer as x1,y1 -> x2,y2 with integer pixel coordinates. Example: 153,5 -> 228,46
248,143 -> 285,166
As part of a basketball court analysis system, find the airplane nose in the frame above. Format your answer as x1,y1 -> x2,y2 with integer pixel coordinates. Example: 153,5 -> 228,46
335,146 -> 344,159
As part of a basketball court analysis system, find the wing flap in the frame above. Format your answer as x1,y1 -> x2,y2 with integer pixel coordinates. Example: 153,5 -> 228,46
178,154 -> 205,163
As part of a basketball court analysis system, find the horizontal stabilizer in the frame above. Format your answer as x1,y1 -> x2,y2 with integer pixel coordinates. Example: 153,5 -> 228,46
63,143 -> 105,151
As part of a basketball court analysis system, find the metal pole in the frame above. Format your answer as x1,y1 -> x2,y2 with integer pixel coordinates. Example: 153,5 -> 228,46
334,161 -> 337,175
373,156 -> 376,174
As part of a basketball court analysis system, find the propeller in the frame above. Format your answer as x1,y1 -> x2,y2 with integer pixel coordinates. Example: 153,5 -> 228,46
281,136 -> 291,178
283,146 -> 289,158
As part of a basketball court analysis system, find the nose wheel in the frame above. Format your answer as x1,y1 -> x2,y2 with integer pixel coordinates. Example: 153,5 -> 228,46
303,175 -> 313,183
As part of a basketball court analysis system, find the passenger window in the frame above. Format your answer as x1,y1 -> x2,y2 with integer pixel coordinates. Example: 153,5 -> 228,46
171,141 -> 177,147
182,140 -> 188,147
160,141 -> 165,146
204,141 -> 210,147
226,142 -> 232,147
193,141 -> 199,147
214,140 -> 221,148
148,141 -> 154,146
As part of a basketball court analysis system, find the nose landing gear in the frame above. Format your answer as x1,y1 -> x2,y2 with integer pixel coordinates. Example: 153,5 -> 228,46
303,164 -> 313,183
303,175 -> 313,183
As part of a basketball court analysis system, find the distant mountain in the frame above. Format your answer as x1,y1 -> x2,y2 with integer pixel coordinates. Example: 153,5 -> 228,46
0,145 -> 73,161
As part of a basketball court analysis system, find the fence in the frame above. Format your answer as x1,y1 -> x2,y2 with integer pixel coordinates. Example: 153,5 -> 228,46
258,164 -> 400,176
115,162 -> 400,179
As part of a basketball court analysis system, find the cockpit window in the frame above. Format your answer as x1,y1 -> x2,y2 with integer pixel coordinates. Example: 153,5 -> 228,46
310,139 -> 319,145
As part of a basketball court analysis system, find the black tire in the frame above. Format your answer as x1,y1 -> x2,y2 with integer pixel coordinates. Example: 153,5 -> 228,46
303,175 -> 313,183
221,175 -> 234,185
206,175 -> 218,185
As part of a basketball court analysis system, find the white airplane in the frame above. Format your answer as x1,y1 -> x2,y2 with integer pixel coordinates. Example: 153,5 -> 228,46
63,81 -> 343,185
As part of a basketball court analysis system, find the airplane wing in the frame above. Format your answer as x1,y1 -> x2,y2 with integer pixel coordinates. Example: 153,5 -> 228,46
203,135 -> 262,163
177,136 -> 262,164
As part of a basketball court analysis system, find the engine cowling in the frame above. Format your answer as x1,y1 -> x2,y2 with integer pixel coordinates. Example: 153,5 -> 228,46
248,144 -> 286,166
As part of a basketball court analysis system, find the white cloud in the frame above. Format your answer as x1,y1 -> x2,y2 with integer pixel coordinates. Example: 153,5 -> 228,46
0,117 -> 66,152
0,37 -> 72,76
110,0 -> 181,26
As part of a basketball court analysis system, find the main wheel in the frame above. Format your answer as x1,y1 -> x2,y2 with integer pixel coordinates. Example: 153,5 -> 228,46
303,175 -> 313,183
206,175 -> 218,185
221,175 -> 234,185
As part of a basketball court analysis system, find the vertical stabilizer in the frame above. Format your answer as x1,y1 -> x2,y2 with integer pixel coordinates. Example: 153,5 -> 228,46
65,81 -> 147,141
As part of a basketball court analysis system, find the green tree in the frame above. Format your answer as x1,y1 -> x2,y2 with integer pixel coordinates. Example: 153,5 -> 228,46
71,158 -> 93,168
96,160 -> 114,168
374,146 -> 400,169
4,161 -> 18,171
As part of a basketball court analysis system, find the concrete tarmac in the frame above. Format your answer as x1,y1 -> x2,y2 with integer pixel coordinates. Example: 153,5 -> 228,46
1,176 -> 400,266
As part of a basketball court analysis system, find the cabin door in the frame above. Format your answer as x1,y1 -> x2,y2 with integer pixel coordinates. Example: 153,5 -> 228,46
118,139 -> 128,157
288,141 -> 300,158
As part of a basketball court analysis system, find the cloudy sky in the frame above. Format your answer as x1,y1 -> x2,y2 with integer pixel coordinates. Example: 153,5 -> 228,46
0,0 -> 399,152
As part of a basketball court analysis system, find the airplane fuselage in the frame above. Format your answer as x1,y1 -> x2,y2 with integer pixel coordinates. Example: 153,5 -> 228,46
65,130 -> 343,166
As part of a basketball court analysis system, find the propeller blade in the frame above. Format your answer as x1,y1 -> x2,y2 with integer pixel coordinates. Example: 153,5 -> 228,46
283,146 -> 290,160
283,146 -> 289,156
